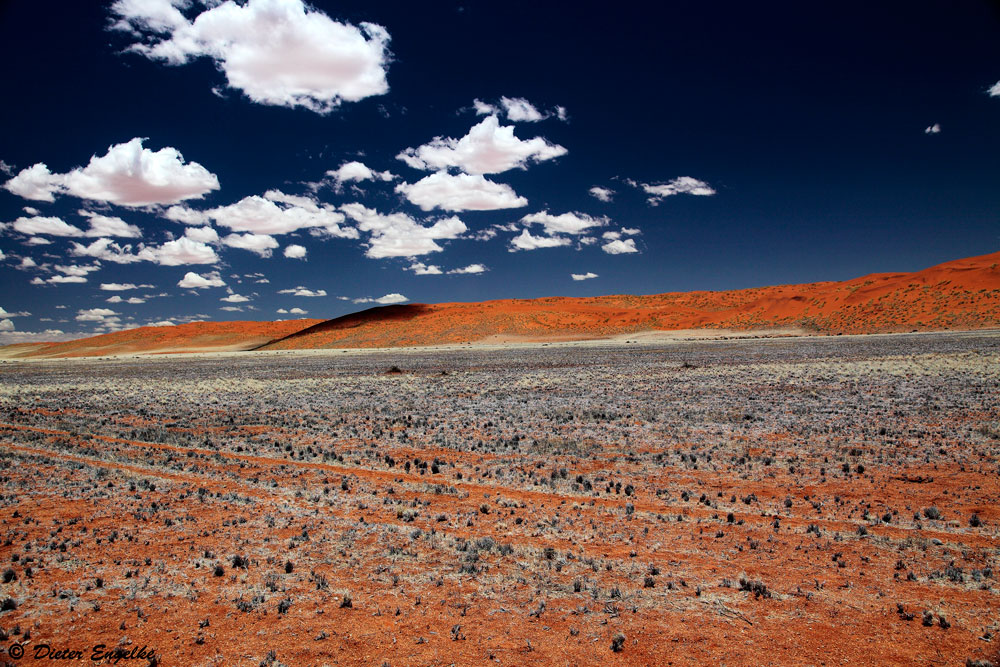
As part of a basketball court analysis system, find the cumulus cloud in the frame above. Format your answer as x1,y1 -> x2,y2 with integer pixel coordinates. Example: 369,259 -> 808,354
589,186 -> 614,202
509,229 -> 571,251
277,286 -> 327,297
353,293 -> 408,305
107,295 -> 146,304
397,115 -> 566,174
474,97 -> 566,123
341,202 -> 467,258
447,263 -> 486,274
71,236 -> 217,266
163,205 -> 210,225
989,81 -> 1000,97
69,238 -> 143,264
637,176 -> 715,205
221,232 -> 278,257
924,123 -> 941,134
602,238 -> 638,254
178,271 -> 226,289
46,275 -> 89,284
221,293 -> 249,303
621,227 -> 640,235
521,211 -> 608,236
111,0 -> 391,113
3,163 -> 63,202
208,191 -> 355,237
5,138 -> 220,207
138,236 -> 219,265
10,216 -> 84,237
75,308 -> 121,330
283,244 -> 307,259
0,328 -> 69,344
325,161 -> 394,189
406,262 -> 443,275
100,282 -> 148,291
183,225 -> 219,244
79,210 -> 142,238
395,172 -> 527,212
571,272 -> 598,281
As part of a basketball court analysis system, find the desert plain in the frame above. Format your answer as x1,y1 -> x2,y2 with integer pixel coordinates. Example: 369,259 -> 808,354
0,329 -> 998,665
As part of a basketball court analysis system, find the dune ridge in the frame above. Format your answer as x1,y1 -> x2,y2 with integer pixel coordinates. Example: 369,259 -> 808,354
5,251 -> 998,358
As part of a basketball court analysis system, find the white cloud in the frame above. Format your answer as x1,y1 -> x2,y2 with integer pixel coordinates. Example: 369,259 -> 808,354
47,275 -> 88,284
472,99 -> 498,115
138,237 -> 220,265
407,262 -> 443,275
602,238 -> 638,254
149,320 -> 175,327
0,319 -> 13,331
288,307 -> 307,315
209,191 -> 354,237
178,271 -> 226,289
499,97 -> 545,122
19,257 -> 37,269
111,0 -> 391,113
602,231 -> 620,240
354,293 -> 408,305
325,161 -> 394,188
341,202 -> 467,258
184,225 -> 220,244
0,328 -> 69,344
283,244 -> 307,259
0,308 -> 29,318
221,293 -> 249,303
474,97 -> 565,123
25,237 -> 51,245
108,295 -> 146,304
221,232 -> 278,257
638,176 -> 715,205
277,286 -> 327,297
76,307 -> 119,322
10,216 -> 84,237
621,227 -> 640,235
69,238 -> 143,264
3,163 -> 63,202
989,81 -> 1000,97
397,115 -> 566,174
509,229 -> 571,251
447,263 -> 486,274
79,210 -> 142,238
60,138 -> 219,206
589,186 -> 614,202
395,172 -> 527,212
163,205 -> 210,225
571,272 -> 598,281
54,264 -> 100,277
0,161 -> 12,177
924,123 -> 941,134
220,306 -> 244,312
521,210 -> 608,236
100,282 -> 151,291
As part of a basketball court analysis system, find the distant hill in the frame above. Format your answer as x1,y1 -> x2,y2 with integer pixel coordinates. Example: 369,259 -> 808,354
0,319 -> 322,359
259,250 -> 1000,350
4,252 -> 998,359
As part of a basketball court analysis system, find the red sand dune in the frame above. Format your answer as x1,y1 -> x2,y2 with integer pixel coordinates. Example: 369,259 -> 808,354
3,319 -> 322,359
261,250 -> 1000,350
5,251 -> 999,358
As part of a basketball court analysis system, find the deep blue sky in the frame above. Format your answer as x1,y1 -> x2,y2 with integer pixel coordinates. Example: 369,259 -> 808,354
1,0 -> 998,340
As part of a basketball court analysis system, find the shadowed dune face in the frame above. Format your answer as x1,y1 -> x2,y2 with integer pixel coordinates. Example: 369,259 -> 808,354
4,251 -> 999,358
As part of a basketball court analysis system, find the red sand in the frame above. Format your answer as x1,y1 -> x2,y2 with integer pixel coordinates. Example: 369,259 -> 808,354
5,251 -> 999,358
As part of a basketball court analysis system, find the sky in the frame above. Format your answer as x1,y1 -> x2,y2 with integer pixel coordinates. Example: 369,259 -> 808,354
1,0 -> 998,342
